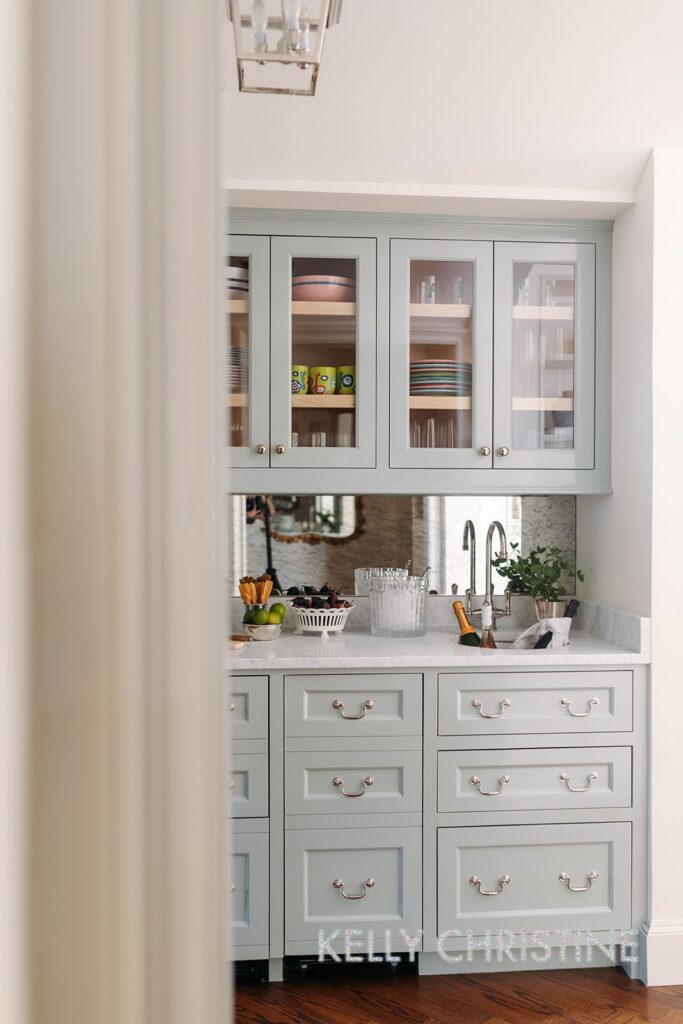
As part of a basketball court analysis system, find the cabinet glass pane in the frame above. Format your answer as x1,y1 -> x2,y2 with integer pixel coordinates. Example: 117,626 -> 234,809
226,256 -> 250,449
290,256 -> 357,450
511,263 -> 575,451
408,260 -> 473,449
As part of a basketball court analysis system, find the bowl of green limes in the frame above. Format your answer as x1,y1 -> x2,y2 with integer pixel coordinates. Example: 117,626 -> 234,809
242,601 -> 287,641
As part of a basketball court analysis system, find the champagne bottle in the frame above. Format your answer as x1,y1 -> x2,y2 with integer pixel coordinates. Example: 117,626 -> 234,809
452,601 -> 481,647
480,601 -> 497,649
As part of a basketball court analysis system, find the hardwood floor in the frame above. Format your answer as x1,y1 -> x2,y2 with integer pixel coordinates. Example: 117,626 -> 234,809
235,967 -> 683,1024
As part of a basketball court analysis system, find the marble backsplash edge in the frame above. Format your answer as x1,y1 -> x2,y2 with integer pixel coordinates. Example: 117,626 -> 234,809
229,595 -> 649,655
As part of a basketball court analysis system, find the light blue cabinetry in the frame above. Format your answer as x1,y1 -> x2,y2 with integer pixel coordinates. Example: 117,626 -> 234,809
229,663 -> 647,980
226,212 -> 611,494
437,821 -> 631,935
228,676 -> 270,961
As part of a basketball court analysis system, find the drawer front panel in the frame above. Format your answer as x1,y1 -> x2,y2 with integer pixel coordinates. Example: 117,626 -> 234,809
438,746 -> 632,813
230,831 -> 269,947
285,827 -> 422,941
285,674 -> 422,738
230,753 -> 269,818
437,822 -> 631,934
228,675 -> 268,741
438,671 -> 632,736
286,750 -> 422,815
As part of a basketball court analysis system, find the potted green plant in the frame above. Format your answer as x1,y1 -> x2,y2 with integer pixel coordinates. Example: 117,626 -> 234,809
492,543 -> 585,620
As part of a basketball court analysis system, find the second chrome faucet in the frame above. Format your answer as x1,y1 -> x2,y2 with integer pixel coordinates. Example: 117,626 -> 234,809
464,519 -> 512,630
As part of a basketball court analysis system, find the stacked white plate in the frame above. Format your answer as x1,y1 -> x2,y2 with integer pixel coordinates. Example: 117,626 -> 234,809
227,346 -> 248,393
226,264 -> 249,301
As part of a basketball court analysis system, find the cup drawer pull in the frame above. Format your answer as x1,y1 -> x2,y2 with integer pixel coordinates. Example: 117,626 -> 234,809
560,696 -> 600,717
469,774 -> 510,796
469,874 -> 511,896
559,771 -> 598,792
332,698 -> 375,720
471,698 -> 511,719
332,877 -> 375,900
332,775 -> 374,798
559,870 -> 598,892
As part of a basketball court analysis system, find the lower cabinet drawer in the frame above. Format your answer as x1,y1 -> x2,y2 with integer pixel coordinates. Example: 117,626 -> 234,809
284,673 -> 422,738
438,671 -> 633,736
437,822 -> 631,935
438,747 -> 632,813
230,753 -> 269,818
230,832 -> 269,948
285,750 -> 422,815
285,827 -> 422,942
228,675 -> 268,741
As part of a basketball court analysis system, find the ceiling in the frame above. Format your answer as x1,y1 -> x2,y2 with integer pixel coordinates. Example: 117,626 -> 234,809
221,0 -> 683,214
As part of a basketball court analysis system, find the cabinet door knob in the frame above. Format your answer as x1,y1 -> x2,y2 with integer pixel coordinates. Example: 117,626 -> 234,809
255,443 -> 267,455
497,446 -> 510,457
479,446 -> 491,457
274,444 -> 286,455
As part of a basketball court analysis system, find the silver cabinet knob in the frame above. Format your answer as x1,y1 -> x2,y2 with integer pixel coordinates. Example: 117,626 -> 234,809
274,444 -> 286,455
497,446 -> 510,457
479,446 -> 491,456
255,443 -> 267,455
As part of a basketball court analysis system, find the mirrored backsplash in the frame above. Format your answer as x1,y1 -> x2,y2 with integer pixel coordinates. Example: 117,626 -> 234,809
229,495 -> 576,597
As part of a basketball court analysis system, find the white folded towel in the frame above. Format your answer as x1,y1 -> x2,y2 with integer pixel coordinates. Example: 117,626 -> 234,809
511,617 -> 572,649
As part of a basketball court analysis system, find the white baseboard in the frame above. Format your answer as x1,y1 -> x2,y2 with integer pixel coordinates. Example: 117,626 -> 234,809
640,921 -> 683,986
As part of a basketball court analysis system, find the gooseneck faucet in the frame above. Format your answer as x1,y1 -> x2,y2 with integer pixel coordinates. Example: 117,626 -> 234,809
462,520 -> 476,597
467,520 -> 512,629
484,520 -> 507,607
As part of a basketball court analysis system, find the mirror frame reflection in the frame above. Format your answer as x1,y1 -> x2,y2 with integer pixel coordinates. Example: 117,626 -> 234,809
269,495 -> 366,546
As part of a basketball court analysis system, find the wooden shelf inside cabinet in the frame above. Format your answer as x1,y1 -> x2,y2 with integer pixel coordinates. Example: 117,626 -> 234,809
227,299 -> 248,314
512,305 -> 574,320
410,303 -> 471,319
291,301 -> 356,317
409,396 -> 472,410
226,393 -> 248,408
291,394 -> 356,409
512,397 -> 573,411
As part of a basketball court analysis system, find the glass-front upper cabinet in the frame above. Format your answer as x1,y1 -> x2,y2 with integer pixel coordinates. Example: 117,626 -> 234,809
390,239 -> 493,469
493,242 -> 596,470
270,236 -> 376,468
226,235 -> 271,468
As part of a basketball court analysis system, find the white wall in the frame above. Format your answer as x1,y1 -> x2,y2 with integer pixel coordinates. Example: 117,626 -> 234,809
221,0 -> 683,199
643,148 -> 683,985
577,148 -> 683,985
576,160 -> 654,615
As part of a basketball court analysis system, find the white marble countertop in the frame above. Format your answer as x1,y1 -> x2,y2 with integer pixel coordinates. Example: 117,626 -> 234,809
227,626 -> 650,671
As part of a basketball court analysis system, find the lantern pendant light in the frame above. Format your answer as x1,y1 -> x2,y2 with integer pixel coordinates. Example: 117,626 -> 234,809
227,0 -> 342,96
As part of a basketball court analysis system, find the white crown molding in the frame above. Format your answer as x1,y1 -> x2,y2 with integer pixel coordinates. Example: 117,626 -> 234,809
225,178 -> 635,220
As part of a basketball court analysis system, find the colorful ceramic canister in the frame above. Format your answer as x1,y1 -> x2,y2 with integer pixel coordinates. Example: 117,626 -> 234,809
310,366 -> 337,395
291,365 -> 309,394
337,365 -> 356,395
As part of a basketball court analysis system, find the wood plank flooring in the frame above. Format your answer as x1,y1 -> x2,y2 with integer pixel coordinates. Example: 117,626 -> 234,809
235,967 -> 683,1024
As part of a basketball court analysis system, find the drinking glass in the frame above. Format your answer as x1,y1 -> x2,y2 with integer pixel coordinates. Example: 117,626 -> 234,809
425,418 -> 436,449
354,566 -> 409,596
